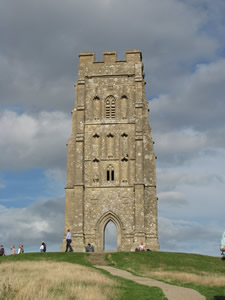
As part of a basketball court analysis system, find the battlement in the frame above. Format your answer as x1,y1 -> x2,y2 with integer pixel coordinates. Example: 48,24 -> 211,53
79,50 -> 142,64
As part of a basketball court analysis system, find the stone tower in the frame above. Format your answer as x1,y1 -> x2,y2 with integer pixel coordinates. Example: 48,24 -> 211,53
62,50 -> 159,252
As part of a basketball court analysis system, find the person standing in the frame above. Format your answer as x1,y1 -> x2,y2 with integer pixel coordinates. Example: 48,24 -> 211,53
18,244 -> 24,254
0,245 -> 5,256
221,231 -> 225,252
65,229 -> 74,252
40,241 -> 46,253
10,245 -> 16,255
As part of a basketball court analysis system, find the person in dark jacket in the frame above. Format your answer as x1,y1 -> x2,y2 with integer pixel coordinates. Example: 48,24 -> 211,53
86,243 -> 94,252
0,245 -> 6,256
42,241 -> 47,252
40,241 -> 47,252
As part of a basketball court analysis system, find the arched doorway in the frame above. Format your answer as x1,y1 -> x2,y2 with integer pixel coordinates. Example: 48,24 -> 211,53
104,220 -> 117,251
95,210 -> 123,252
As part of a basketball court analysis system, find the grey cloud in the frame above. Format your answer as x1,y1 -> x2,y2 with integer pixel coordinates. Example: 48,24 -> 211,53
149,61 -> 225,165
158,217 -> 221,256
153,129 -> 210,166
150,59 -> 225,134
0,197 -> 65,252
157,167 -> 224,192
1,0 -> 222,112
158,191 -> 188,205
0,110 -> 71,171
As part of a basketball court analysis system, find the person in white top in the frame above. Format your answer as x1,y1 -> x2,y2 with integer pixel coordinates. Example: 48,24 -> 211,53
18,244 -> 24,254
139,242 -> 146,251
65,229 -> 74,252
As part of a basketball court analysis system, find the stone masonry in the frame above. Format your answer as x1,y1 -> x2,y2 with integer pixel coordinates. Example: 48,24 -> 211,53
61,50 -> 160,252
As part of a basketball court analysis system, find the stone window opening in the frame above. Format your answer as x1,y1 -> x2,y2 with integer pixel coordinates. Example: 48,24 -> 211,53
107,165 -> 114,182
93,158 -> 99,183
107,132 -> 114,138
93,133 -> 100,138
107,133 -> 114,158
121,133 -> 128,158
105,96 -> 116,119
121,95 -> 128,119
93,158 -> 99,162
93,96 -> 100,120
121,157 -> 128,183
111,170 -> 115,181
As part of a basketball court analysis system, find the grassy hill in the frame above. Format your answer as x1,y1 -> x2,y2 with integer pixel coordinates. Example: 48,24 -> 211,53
0,252 -> 166,300
1,251 -> 225,300
105,251 -> 225,300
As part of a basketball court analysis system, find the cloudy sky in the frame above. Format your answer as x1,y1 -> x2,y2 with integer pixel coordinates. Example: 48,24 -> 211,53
1,0 -> 225,256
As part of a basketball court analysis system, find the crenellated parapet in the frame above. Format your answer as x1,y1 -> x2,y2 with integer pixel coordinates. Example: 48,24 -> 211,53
79,50 -> 142,64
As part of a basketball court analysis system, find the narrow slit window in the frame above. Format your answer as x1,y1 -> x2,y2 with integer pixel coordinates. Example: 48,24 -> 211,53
107,170 -> 110,181
106,165 -> 114,182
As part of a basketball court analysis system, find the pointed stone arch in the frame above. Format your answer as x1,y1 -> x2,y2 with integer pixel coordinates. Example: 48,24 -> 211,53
95,210 -> 124,252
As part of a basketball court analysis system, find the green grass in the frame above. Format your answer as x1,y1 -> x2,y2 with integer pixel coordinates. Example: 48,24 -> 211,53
105,251 -> 225,300
106,251 -> 225,274
3,251 -> 225,300
0,252 -> 92,266
115,278 -> 167,300
0,253 -> 167,300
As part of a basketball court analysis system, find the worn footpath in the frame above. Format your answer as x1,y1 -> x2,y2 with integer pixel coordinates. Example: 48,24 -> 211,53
96,265 -> 205,300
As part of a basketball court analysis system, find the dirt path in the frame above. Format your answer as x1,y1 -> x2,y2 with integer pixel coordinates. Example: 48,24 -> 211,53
96,265 -> 205,300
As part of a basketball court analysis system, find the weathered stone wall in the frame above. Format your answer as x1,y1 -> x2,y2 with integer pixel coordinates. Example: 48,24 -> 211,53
61,50 -> 160,252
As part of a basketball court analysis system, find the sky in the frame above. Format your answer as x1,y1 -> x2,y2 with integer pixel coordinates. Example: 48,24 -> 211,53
0,0 -> 225,256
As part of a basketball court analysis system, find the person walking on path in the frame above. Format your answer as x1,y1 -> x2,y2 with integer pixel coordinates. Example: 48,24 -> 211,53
65,229 -> 74,252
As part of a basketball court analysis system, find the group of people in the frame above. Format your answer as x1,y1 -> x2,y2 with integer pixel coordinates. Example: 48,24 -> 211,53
0,244 -> 24,256
2,231 -> 225,256
0,242 -> 47,256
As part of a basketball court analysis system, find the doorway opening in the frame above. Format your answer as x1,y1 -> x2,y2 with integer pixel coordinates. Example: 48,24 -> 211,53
104,220 -> 117,251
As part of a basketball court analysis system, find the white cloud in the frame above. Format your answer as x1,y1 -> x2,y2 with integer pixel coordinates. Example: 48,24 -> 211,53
0,197 -> 65,254
154,129 -> 208,165
0,0 -> 223,112
158,217 -> 221,256
158,191 -> 187,205
0,110 -> 71,170
151,58 -> 225,136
